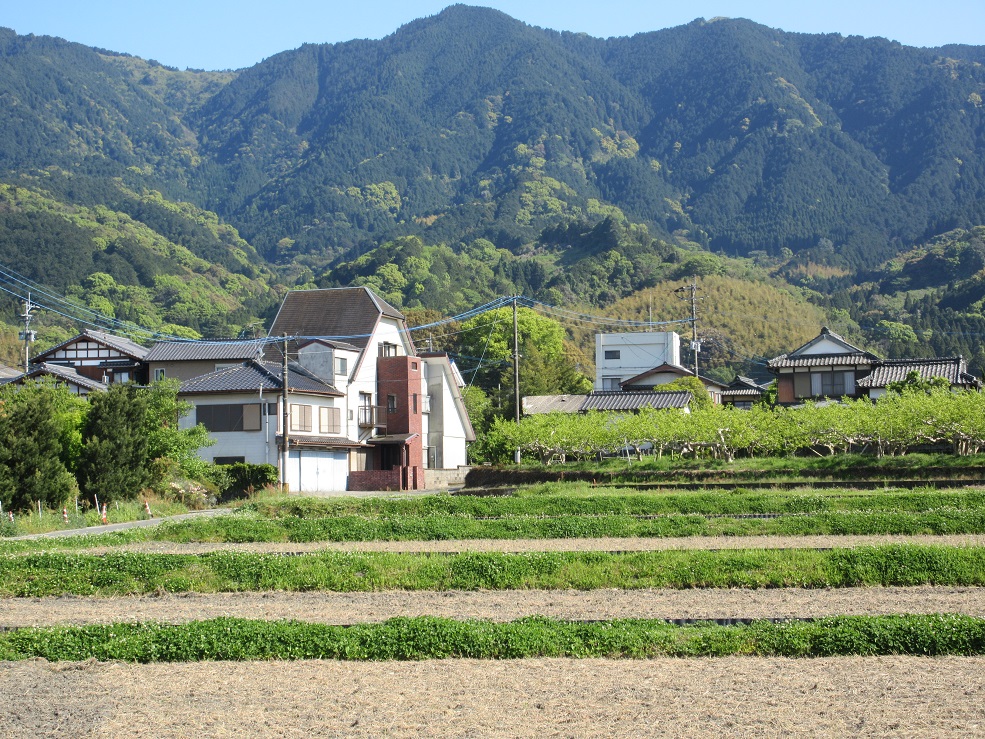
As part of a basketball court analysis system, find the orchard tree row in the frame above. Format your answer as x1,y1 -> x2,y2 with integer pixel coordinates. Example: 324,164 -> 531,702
479,387 -> 985,464
0,379 -> 212,513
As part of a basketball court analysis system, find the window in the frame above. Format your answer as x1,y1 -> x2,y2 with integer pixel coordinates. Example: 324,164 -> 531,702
387,394 -> 397,414
411,361 -> 418,371
319,406 -> 341,435
421,394 -> 432,413
153,368 -> 166,382
214,363 -> 238,372
379,342 -> 398,357
602,377 -> 621,391
412,393 -> 418,414
115,371 -> 130,384
335,357 -> 348,375
213,456 -> 245,465
811,371 -> 855,398
289,404 -> 312,432
604,350 -> 621,360
243,404 -> 261,431
197,404 -> 262,432
793,373 -> 812,399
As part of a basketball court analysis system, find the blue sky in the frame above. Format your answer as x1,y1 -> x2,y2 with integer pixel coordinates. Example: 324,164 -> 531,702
4,1 -> 983,71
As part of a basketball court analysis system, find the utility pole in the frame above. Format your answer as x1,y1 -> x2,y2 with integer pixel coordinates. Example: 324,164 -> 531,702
19,293 -> 37,373
674,281 -> 701,377
512,296 -> 520,423
512,296 -> 522,465
281,335 -> 290,493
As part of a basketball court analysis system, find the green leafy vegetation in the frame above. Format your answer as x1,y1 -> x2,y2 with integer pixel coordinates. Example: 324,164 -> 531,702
1,545 -> 982,596
1,614 -> 983,662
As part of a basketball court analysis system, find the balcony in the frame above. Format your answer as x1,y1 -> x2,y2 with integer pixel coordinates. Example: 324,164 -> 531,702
357,405 -> 387,428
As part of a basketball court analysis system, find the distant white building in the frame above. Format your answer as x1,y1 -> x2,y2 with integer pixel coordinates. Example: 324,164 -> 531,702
595,331 -> 682,391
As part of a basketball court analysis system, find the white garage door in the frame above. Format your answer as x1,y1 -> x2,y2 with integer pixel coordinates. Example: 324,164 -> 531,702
289,450 -> 349,493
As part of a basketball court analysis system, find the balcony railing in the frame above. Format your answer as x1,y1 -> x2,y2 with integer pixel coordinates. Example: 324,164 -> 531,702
357,405 -> 387,428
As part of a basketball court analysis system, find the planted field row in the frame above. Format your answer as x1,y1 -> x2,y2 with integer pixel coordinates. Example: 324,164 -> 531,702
2,545 -> 984,597
2,614 -> 984,662
138,508 -> 985,543
246,488 -> 985,517
6,488 -> 985,550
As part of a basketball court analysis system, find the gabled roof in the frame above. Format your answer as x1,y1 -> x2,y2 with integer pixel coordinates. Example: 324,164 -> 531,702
768,327 -> 879,370
622,363 -> 727,389
857,358 -> 982,389
32,329 -> 148,362
145,340 -> 263,363
722,376 -> 769,397
178,360 -> 343,396
5,363 -> 108,392
268,287 -> 405,352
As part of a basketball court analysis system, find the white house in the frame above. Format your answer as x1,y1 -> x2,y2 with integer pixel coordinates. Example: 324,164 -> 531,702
177,286 -> 474,493
595,331 -> 682,391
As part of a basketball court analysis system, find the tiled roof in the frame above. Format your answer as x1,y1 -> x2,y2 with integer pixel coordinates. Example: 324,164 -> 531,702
722,387 -> 765,397
277,435 -> 364,449
580,391 -> 692,412
768,353 -> 876,369
179,360 -> 342,396
523,395 -> 588,415
13,363 -> 108,391
33,329 -> 148,362
145,340 -> 263,362
269,287 -> 405,352
857,358 -> 981,388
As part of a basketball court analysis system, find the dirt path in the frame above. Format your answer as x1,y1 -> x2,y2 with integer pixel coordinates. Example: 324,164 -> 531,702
4,656 -> 984,738
42,532 -> 985,556
3,586 -> 985,627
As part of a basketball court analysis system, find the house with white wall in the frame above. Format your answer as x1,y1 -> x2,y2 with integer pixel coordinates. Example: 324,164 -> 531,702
595,331 -> 682,391
177,286 -> 474,493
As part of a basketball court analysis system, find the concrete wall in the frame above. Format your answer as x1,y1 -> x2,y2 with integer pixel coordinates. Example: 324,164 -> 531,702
595,332 -> 682,390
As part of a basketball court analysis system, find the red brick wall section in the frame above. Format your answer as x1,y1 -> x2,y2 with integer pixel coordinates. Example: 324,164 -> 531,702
348,469 -> 402,492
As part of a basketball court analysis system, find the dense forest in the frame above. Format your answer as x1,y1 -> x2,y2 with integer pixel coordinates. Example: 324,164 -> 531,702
0,7 -> 983,377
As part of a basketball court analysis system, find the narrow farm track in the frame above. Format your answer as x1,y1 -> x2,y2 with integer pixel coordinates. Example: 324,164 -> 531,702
56,531 -> 985,555
3,586 -> 985,628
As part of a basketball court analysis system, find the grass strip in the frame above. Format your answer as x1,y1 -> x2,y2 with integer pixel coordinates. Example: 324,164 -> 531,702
1,614 -> 983,662
2,545 -> 983,597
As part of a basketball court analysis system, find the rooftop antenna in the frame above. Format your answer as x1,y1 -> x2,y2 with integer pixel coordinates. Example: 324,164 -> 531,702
19,293 -> 38,372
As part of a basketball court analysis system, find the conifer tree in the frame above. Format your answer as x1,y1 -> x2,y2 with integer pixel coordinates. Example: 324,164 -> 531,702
77,384 -> 150,503
0,385 -> 78,511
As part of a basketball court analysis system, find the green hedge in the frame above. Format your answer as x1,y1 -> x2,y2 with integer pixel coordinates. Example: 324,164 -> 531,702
1,615 -> 983,662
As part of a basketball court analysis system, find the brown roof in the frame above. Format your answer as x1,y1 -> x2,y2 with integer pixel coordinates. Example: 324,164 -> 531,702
269,287 -> 405,352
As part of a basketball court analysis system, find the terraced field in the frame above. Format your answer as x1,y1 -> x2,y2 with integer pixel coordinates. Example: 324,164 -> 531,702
3,481 -> 985,737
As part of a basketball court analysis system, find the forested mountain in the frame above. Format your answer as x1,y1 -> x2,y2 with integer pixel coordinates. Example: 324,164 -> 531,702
0,6 -> 983,372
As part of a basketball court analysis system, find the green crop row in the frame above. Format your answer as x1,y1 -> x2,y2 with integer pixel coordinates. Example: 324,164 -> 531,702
2,545 -> 983,597
244,488 -> 985,519
138,508 -> 985,544
1,614 -> 983,662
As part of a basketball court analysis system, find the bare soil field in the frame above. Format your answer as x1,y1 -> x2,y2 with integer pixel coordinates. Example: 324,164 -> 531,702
3,586 -> 985,627
5,530 -> 985,736
61,531 -> 985,556
3,656 -> 983,738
